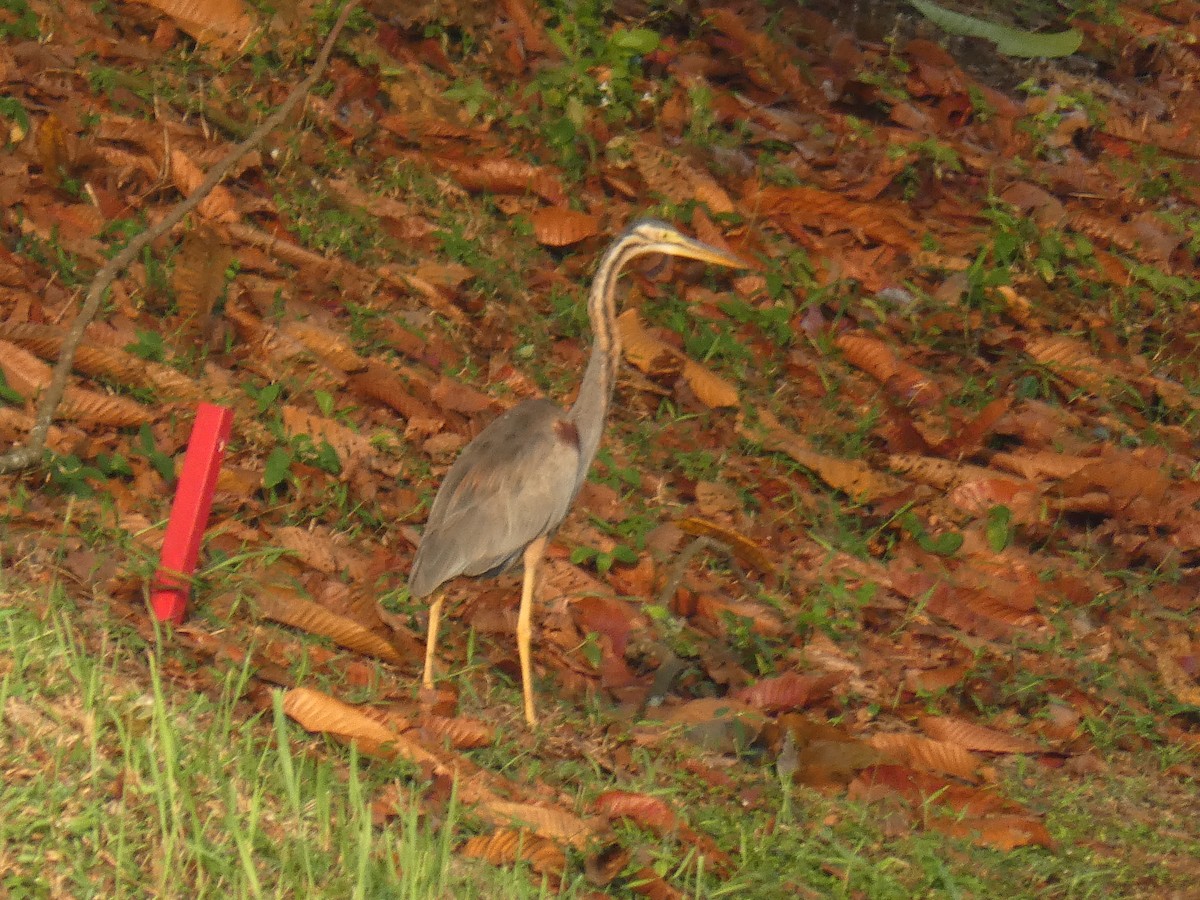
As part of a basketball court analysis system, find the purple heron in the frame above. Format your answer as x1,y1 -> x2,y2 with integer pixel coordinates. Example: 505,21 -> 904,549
408,219 -> 747,725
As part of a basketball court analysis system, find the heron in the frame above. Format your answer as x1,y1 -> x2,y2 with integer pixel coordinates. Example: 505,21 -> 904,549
408,219 -> 747,725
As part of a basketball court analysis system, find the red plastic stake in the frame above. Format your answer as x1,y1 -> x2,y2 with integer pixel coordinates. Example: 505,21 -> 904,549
151,403 -> 234,624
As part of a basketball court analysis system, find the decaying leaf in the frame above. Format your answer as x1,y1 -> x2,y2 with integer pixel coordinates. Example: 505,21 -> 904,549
530,207 -> 600,246
475,799 -> 596,849
836,333 -> 943,407
282,687 -> 438,766
732,671 -> 839,714
419,714 -> 497,749
257,588 -> 404,664
173,224 -> 231,330
618,137 -> 734,214
460,828 -> 567,876
273,526 -> 370,579
930,813 -> 1056,851
741,409 -> 906,501
867,732 -> 980,780
919,715 -> 1044,754
662,697 -> 766,753
617,310 -> 739,408
132,0 -> 254,51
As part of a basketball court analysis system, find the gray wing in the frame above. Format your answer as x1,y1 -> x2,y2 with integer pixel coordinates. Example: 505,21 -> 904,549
408,398 -> 583,598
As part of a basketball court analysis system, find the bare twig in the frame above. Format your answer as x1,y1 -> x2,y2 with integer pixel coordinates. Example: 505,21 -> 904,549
0,0 -> 360,475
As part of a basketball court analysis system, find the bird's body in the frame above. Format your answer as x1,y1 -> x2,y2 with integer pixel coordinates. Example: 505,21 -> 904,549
408,220 -> 746,725
408,398 -> 581,595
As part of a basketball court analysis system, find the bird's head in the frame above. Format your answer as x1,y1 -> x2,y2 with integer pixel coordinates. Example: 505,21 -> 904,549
621,219 -> 748,271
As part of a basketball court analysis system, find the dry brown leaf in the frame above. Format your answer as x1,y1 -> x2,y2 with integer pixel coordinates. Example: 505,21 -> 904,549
887,455 -> 996,490
618,309 -> 681,375
1058,455 -> 1169,510
617,310 -> 738,407
594,791 -> 678,831
280,405 -> 378,476
944,396 -> 1014,456
836,333 -> 943,407
682,359 -> 739,409
439,157 -> 566,205
1024,335 -> 1110,397
35,114 -> 73,188
694,481 -> 741,517
349,361 -> 443,423
132,0 -> 254,51
594,790 -> 733,874
0,337 -> 51,397
867,733 -> 980,780
476,799 -> 596,849
430,376 -> 496,415
274,525 -> 370,579
930,813 -> 1056,851
662,697 -> 766,753
282,689 -> 393,744
704,7 -> 810,98
946,477 -> 1040,518
280,320 -> 366,373
419,714 -> 496,749
0,336 -> 150,427
257,588 -> 404,664
530,207 -> 600,246
460,829 -> 567,876
621,138 -> 734,214
282,687 -> 438,765
742,410 -> 906,501
173,224 -> 231,330
919,716 -> 1043,754
0,324 -> 200,400
905,664 -> 970,694
732,672 -> 838,713
692,592 -> 784,638
990,450 -> 1092,481
0,336 -> 153,426
750,185 -> 921,251
169,148 -> 238,221
58,390 -> 154,428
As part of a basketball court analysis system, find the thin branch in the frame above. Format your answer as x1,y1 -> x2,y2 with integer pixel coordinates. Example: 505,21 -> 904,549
0,0 -> 360,475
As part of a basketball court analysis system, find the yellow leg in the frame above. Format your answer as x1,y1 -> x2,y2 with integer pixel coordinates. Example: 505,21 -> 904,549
423,594 -> 444,690
517,536 -> 547,727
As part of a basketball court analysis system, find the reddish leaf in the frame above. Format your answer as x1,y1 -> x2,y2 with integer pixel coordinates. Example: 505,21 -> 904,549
731,672 -> 838,713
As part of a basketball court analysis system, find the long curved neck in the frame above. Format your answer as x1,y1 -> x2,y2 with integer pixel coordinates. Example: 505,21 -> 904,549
567,237 -> 640,490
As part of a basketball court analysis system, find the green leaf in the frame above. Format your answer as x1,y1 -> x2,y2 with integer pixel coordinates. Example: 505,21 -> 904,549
610,27 -> 659,55
986,505 -> 1013,552
96,452 -> 132,477
581,632 -> 602,669
612,544 -> 638,564
125,329 -> 165,362
313,441 -> 342,475
0,96 -> 30,139
314,390 -> 335,416
909,0 -> 1082,58
918,530 -> 963,557
263,447 -> 293,490
0,369 -> 22,405
138,424 -> 176,482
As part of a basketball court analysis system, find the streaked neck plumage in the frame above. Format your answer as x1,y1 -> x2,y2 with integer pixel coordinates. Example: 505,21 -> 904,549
566,234 -> 640,496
